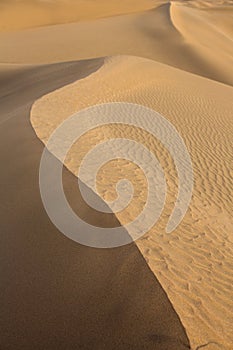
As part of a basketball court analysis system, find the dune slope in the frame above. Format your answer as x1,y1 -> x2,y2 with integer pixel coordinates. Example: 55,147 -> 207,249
0,0 -> 160,32
31,55 -> 233,350
0,59 -> 191,350
0,1 -> 232,85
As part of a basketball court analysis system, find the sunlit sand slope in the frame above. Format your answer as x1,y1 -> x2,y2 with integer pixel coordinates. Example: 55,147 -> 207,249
0,1 -> 232,85
0,59 -> 193,350
0,0 -> 161,32
170,1 -> 233,86
31,55 -> 233,350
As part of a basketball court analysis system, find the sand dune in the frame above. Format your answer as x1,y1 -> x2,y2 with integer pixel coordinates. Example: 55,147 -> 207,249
0,1 -> 232,85
31,55 -> 233,350
170,1 -> 233,86
0,0 -> 162,32
1,1 -> 233,349
0,59 -> 192,350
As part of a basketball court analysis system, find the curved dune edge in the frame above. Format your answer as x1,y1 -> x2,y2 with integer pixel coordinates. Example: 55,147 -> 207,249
170,1 -> 233,86
0,0 -> 163,32
31,55 -> 233,350
0,1 -> 232,86
1,59 -> 192,350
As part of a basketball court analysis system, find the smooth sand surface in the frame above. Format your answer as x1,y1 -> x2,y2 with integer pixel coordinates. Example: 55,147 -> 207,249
31,55 -> 233,350
0,1 -> 232,85
0,0 -> 162,32
0,60 -> 191,350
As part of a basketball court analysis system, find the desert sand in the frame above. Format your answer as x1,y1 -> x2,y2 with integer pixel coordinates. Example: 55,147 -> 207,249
31,55 -> 233,350
0,0 -> 163,32
1,60 -> 193,350
1,1 -> 233,350
0,1 -> 233,85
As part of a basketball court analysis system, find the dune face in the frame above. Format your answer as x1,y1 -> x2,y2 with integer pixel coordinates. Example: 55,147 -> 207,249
0,0 -> 160,32
1,1 -> 233,350
0,1 -> 232,85
31,55 -> 233,350
170,1 -> 233,86
0,61 -> 191,350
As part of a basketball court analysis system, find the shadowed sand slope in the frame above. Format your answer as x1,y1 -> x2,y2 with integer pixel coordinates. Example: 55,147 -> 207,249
0,1 -> 232,85
31,55 -> 233,350
170,1 -> 233,86
0,60 -> 191,349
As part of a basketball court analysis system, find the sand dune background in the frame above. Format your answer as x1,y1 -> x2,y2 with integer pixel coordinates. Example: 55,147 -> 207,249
1,1 -> 233,350
0,0 -> 162,32
0,1 -> 232,85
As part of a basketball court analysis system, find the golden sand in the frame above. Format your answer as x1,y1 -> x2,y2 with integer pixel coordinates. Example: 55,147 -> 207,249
1,1 -> 232,349
31,55 -> 233,349
0,1 -> 232,85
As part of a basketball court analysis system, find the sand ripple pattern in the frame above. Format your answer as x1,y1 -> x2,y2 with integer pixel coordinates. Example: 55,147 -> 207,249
39,102 -> 193,247
31,56 -> 233,350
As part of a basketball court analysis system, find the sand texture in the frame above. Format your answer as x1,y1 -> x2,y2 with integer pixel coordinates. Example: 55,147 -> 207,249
0,60 -> 194,350
1,0 -> 233,350
31,55 -> 233,350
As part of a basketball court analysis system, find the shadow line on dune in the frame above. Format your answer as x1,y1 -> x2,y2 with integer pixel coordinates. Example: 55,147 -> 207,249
0,58 -> 190,349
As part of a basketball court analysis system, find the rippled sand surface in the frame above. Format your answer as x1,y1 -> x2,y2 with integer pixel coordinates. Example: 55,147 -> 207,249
1,1 -> 233,350
31,55 -> 233,349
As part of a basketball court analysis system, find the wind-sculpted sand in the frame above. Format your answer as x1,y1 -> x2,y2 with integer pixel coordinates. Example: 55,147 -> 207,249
1,0 -> 233,349
0,1 -> 232,85
0,59 -> 193,350
31,55 -> 233,350
0,0 -> 162,32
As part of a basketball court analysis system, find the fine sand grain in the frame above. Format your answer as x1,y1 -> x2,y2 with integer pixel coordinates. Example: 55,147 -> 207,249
31,55 -> 233,350
1,1 -> 233,349
0,59 -> 191,350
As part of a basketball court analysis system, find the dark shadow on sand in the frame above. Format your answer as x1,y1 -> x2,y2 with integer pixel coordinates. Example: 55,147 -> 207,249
0,59 -> 190,350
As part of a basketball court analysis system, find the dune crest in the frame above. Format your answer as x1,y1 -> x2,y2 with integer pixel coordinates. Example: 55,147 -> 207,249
31,55 -> 233,350
0,1 -> 232,85
170,1 -> 233,86
1,1 -> 233,349
0,0 -> 162,32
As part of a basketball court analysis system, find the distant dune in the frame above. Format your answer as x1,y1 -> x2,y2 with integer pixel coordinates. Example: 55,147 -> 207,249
0,1 -> 232,85
0,0 -> 162,32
